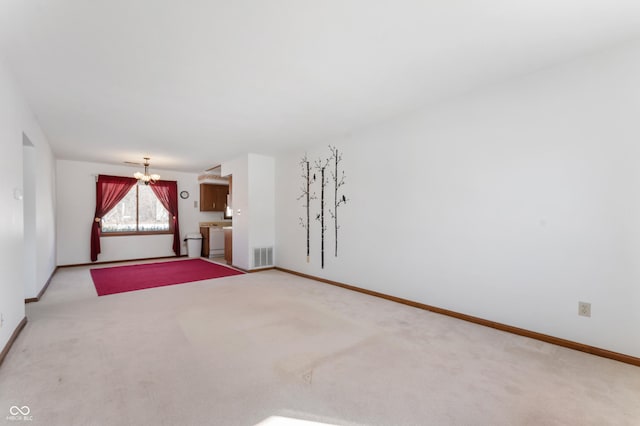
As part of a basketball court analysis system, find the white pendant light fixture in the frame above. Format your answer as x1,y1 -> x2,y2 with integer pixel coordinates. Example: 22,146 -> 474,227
133,157 -> 160,185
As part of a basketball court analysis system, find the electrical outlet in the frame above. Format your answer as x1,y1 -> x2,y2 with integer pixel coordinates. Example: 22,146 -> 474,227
578,301 -> 591,317
0,313 -> 4,328
194,200 -> 198,208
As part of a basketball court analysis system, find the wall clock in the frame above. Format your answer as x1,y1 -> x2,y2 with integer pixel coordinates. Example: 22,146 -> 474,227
180,190 -> 189,199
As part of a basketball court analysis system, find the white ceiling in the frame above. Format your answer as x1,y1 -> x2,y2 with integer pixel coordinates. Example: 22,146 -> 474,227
2,1 -> 640,172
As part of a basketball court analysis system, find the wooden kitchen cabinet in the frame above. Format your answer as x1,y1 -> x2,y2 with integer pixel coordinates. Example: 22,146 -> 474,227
200,227 -> 210,257
200,184 -> 228,212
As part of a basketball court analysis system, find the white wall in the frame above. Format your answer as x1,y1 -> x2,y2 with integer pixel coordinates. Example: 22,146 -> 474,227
0,57 -> 56,350
275,40 -> 640,358
0,59 -> 25,349
22,141 -> 36,298
34,134 -> 57,297
222,153 -> 275,270
56,159 -> 222,265
248,154 -> 276,265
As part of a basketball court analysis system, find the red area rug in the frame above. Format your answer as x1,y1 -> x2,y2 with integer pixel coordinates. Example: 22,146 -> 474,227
90,259 -> 244,296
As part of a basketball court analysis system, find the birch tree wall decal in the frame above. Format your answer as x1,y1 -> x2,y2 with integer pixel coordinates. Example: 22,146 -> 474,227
297,154 -> 316,262
328,145 -> 347,257
315,156 -> 330,268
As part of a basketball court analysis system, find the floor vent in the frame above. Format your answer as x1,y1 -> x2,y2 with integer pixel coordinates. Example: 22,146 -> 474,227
253,247 -> 274,268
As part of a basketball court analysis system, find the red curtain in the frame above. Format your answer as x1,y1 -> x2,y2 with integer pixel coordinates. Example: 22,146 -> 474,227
150,180 -> 181,256
91,175 -> 137,262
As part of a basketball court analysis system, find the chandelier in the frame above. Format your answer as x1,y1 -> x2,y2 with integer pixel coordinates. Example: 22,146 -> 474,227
133,157 -> 160,185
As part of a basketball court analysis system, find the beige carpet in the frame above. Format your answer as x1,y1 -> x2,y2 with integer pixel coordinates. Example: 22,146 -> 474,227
1,260 -> 639,425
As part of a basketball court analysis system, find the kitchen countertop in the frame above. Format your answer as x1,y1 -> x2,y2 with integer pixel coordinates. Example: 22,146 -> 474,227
199,221 -> 232,227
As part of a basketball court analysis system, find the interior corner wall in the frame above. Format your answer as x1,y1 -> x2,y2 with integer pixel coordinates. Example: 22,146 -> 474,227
0,57 -> 56,351
56,160 -> 217,265
275,39 -> 640,358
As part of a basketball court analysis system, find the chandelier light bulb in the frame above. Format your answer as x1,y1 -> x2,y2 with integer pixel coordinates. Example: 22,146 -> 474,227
133,158 -> 160,184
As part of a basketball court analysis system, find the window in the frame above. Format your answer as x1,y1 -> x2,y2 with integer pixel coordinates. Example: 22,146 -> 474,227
101,184 -> 171,234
